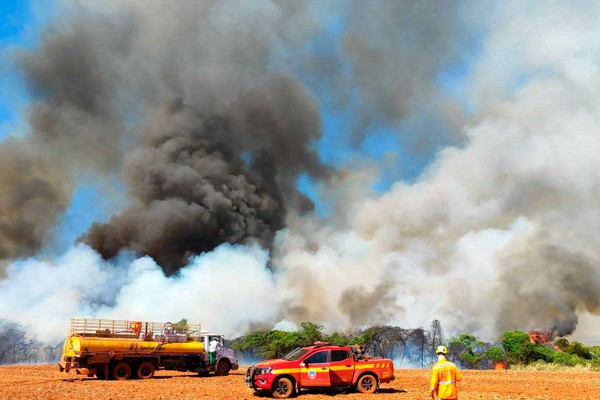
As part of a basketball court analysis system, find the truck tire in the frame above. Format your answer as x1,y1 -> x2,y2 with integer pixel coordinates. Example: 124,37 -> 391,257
357,374 -> 377,394
137,361 -> 155,379
272,377 -> 294,399
215,360 -> 230,376
95,364 -> 108,380
112,361 -> 132,380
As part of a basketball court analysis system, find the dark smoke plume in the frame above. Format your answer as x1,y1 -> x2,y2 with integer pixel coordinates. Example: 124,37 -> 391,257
1,0 -> 473,275
6,1 -> 336,274
0,140 -> 71,262
18,0 -> 470,275
495,238 -> 600,337
0,15 -> 127,270
83,87 -> 326,274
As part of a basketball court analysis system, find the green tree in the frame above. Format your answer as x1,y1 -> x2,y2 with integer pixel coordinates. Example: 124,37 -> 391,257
456,334 -> 481,348
350,331 -> 374,346
566,341 -> 592,360
553,337 -> 569,351
300,322 -> 324,345
553,351 -> 586,366
532,344 -> 553,362
450,334 -> 487,369
501,331 -> 535,365
459,351 -> 484,368
264,330 -> 297,358
485,346 -> 505,362
230,331 -> 268,358
326,332 -> 349,346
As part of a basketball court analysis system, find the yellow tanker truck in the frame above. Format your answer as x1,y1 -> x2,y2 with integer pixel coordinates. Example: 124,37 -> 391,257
58,318 -> 239,380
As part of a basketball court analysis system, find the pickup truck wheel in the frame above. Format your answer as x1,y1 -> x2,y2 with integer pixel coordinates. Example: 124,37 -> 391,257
272,377 -> 294,399
112,361 -> 132,380
137,361 -> 155,379
357,374 -> 377,394
215,360 -> 230,376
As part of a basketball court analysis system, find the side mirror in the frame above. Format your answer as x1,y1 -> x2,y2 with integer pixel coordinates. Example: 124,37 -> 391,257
300,362 -> 307,368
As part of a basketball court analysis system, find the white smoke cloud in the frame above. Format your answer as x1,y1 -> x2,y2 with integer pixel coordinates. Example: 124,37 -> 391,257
103,243 -> 279,335
0,245 -> 120,341
0,244 -> 279,343
347,1 -> 600,338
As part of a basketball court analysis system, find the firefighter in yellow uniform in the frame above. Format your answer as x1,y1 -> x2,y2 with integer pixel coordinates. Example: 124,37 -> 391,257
430,345 -> 462,400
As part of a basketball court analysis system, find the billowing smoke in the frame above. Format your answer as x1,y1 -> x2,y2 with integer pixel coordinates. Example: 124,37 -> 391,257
13,0 -> 331,274
0,244 -> 278,342
0,139 -> 72,262
350,2 -> 600,337
1,0 -> 600,344
1,0 -> 472,272
82,79 -> 325,274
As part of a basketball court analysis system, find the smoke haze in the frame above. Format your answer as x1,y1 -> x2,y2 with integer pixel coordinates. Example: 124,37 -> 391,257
1,0 -> 600,343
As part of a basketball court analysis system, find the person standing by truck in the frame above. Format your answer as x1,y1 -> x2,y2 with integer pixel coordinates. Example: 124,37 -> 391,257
208,336 -> 222,365
430,345 -> 462,400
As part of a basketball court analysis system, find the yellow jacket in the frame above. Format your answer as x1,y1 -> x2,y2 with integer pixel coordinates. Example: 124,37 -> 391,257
430,357 -> 462,399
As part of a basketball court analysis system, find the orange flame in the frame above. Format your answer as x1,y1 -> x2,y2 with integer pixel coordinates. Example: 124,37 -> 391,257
528,330 -> 554,345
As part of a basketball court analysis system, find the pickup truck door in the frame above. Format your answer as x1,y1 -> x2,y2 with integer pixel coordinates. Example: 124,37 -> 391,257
300,350 -> 330,387
329,349 -> 354,386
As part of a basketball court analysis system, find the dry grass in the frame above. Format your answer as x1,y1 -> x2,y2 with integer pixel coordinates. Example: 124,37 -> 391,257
508,362 -> 597,372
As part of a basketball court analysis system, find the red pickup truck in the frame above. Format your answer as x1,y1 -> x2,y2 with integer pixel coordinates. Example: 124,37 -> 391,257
245,342 -> 395,398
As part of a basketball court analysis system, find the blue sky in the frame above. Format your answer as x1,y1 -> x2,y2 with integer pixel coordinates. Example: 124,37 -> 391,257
0,0 -> 54,141
0,0 -> 29,139
0,1 -> 30,46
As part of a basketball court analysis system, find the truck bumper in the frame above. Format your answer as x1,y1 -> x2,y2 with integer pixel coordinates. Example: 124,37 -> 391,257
245,366 -> 256,389
58,360 -> 96,377
58,361 -> 67,372
245,367 -> 273,391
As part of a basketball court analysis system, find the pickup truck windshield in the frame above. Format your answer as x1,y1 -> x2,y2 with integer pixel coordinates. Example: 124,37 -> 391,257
283,348 -> 310,361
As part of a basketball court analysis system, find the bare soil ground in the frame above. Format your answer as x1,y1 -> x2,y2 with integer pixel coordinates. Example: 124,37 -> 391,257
0,365 -> 598,400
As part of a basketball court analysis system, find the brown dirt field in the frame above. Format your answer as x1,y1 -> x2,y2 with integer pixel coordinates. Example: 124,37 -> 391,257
0,365 -> 598,400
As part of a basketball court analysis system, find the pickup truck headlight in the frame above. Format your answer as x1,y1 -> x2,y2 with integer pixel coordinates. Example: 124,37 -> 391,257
256,367 -> 272,375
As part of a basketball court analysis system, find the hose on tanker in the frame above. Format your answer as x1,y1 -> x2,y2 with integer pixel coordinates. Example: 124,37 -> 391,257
154,322 -> 174,344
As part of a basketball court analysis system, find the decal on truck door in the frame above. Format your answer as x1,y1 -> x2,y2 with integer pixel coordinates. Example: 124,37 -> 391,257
308,370 -> 317,379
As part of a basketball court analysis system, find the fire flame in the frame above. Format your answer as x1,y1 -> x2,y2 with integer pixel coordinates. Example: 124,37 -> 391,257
528,330 -> 554,345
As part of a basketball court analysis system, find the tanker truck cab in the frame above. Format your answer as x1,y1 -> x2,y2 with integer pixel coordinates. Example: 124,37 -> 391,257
200,332 -> 239,376
245,342 -> 395,398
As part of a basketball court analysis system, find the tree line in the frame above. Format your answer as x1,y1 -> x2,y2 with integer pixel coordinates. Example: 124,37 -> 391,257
2,317 -> 599,369
230,322 -> 600,370
451,331 -> 600,369
229,320 -> 446,368
0,319 -> 62,364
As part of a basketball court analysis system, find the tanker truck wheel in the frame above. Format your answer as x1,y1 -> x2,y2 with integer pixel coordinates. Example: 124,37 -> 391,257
215,360 -> 230,376
95,364 -> 108,380
112,361 -> 132,380
137,362 -> 155,379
